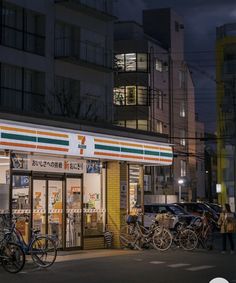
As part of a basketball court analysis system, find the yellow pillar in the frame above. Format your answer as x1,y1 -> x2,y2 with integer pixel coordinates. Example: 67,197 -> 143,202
107,161 -> 128,248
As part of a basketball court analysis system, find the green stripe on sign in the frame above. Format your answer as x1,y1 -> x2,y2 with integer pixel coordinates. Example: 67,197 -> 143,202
121,147 -> 143,154
1,132 -> 36,142
160,152 -> 173,158
144,150 -> 159,156
95,144 -> 120,152
38,137 -> 69,146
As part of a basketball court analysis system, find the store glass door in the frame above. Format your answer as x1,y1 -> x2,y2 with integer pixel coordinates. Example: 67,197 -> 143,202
32,179 -> 63,248
66,178 -> 82,248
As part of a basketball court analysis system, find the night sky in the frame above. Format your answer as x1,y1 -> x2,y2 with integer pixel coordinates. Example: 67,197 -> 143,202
114,0 -> 236,133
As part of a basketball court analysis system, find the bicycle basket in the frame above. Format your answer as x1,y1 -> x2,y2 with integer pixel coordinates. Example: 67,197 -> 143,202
126,215 -> 138,224
155,213 -> 174,229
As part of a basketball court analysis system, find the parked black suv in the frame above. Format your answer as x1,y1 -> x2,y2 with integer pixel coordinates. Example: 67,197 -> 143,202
175,202 -> 219,222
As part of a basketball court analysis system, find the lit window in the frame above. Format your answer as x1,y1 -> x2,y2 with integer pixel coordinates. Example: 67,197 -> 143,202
125,53 -> 136,71
137,86 -> 148,105
156,120 -> 163,133
137,53 -> 147,71
114,54 -> 125,71
113,87 -> 125,105
180,160 -> 186,176
138,120 -> 148,131
180,101 -> 186,117
126,86 -> 136,105
126,120 -> 136,129
155,59 -> 162,72
180,129 -> 186,146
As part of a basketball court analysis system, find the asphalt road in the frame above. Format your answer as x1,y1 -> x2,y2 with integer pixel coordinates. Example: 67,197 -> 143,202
0,247 -> 235,283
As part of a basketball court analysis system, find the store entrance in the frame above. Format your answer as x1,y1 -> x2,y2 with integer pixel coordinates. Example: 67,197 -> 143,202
11,174 -> 82,250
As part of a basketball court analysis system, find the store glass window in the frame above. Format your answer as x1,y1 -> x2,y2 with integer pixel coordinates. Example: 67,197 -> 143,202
126,86 -> 136,105
129,165 -> 142,212
180,160 -> 187,177
83,161 -> 105,236
156,120 -> 163,133
113,87 -> 125,105
180,129 -> 186,146
137,86 -> 148,105
0,153 -> 10,218
137,53 -> 148,71
125,53 -> 136,71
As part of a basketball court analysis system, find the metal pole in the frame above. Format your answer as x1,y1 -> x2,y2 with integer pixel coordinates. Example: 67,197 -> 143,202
179,185 -> 181,202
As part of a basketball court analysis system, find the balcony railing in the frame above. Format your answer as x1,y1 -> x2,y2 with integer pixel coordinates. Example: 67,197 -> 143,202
55,37 -> 112,69
55,0 -> 113,18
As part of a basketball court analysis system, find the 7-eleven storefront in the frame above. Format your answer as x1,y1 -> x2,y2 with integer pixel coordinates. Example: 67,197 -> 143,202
0,119 -> 173,249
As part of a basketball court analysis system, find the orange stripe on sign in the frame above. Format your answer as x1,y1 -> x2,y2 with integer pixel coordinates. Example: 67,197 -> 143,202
144,157 -> 160,161
94,151 -> 143,160
78,135 -> 84,141
0,141 -> 36,148
1,126 -> 36,134
144,145 -> 172,151
37,131 -> 68,138
94,138 -> 143,148
37,145 -> 68,152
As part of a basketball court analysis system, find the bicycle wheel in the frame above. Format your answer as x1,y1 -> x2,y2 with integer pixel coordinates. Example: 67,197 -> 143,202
120,225 -> 141,250
179,229 -> 198,251
1,242 -> 25,273
152,227 -> 172,251
30,236 -> 57,268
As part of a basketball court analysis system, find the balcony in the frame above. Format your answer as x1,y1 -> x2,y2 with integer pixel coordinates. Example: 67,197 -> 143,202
55,37 -> 113,71
54,0 -> 114,21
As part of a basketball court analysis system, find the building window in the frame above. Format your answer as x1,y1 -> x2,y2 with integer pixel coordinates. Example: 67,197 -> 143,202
55,76 -> 80,117
126,120 -> 136,129
114,53 -> 148,72
114,120 -> 125,127
137,53 -> 148,71
0,152 -> 10,212
1,1 -> 45,55
113,87 -> 125,105
179,70 -> 186,88
138,120 -> 148,131
180,160 -> 186,176
155,59 -> 163,72
156,120 -> 163,133
180,129 -> 186,146
157,90 -> 163,110
113,86 -> 148,106
114,54 -> 125,71
0,63 -> 45,113
175,21 -> 179,32
180,101 -> 186,117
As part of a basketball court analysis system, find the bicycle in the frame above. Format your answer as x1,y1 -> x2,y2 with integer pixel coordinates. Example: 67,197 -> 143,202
120,215 -> 172,251
7,215 -> 57,268
0,228 -> 25,273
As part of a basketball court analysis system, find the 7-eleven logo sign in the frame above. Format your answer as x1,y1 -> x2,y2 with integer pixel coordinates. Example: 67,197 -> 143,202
78,135 -> 87,155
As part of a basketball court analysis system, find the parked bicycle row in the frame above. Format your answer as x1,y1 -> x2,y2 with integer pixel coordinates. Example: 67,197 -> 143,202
119,210 -> 218,252
0,214 -> 57,273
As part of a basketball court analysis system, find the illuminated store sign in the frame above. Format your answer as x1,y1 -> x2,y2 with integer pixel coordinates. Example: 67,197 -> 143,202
0,120 -> 173,165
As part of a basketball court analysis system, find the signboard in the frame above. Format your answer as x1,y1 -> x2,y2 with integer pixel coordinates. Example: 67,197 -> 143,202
12,154 -> 85,174
0,120 -> 173,165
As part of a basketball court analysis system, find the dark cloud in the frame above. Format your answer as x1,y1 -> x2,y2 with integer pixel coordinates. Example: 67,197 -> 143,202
114,0 -> 236,132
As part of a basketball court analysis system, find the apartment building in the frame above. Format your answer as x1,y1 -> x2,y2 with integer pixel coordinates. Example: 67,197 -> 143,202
114,8 -> 197,202
216,23 -> 236,210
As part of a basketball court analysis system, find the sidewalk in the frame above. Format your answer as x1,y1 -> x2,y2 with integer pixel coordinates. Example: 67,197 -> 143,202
56,249 -> 139,262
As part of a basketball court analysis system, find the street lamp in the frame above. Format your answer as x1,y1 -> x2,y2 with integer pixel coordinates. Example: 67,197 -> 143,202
178,178 -> 184,202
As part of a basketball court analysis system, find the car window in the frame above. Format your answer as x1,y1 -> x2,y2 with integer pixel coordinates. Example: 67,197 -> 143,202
158,206 -> 168,213
169,205 -> 186,215
152,206 -> 160,213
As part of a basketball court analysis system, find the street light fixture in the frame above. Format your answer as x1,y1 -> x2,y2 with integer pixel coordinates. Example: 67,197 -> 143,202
178,178 -> 184,202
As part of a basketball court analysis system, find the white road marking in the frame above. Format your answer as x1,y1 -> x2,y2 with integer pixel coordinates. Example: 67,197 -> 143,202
134,258 -> 143,261
150,261 -> 165,264
168,263 -> 191,268
186,265 -> 215,271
